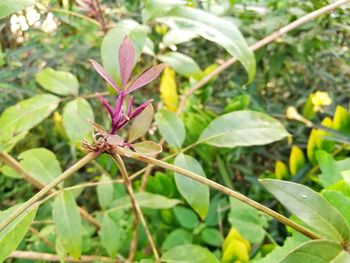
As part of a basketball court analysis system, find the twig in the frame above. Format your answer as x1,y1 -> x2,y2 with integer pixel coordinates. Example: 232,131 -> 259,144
127,152 -> 321,240
0,152 -> 102,230
29,226 -> 55,250
0,152 -> 99,232
10,251 -> 117,262
176,0 -> 350,114
111,154 -> 160,262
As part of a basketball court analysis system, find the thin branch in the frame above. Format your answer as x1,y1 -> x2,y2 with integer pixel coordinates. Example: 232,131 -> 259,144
176,0 -> 350,113
0,152 -> 101,230
0,152 -> 100,232
126,152 -> 321,240
10,251 -> 117,262
111,154 -> 160,262
29,226 -> 55,250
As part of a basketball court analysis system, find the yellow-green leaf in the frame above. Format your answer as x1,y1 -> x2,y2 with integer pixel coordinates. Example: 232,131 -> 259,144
275,161 -> 289,180
160,67 -> 178,112
333,105 -> 350,134
289,146 -> 306,176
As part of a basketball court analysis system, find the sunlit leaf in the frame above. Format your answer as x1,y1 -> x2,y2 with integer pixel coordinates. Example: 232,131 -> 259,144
260,179 -> 350,242
155,109 -> 185,148
174,154 -> 209,219
199,110 -> 289,148
36,68 -> 79,96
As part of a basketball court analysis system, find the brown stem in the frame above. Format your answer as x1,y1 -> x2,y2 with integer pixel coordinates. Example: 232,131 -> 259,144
128,216 -> 139,262
127,152 -> 322,240
111,154 -> 160,262
176,0 -> 350,114
10,251 -> 118,262
0,152 -> 99,232
29,226 -> 55,250
0,152 -> 101,230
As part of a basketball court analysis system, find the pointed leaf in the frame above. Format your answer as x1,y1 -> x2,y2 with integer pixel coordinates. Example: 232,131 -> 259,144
0,204 -> 37,262
53,191 -> 82,258
161,244 -> 220,263
289,146 -> 306,176
128,104 -> 154,143
199,110 -> 289,148
36,67 -> 79,96
19,148 -> 62,186
90,60 -> 120,92
0,94 -> 59,140
132,141 -> 162,156
119,36 -> 135,88
260,179 -> 350,242
159,68 -> 179,112
174,154 -> 209,219
62,98 -> 94,142
280,240 -> 347,263
99,213 -> 121,257
0,0 -> 35,20
155,109 -> 185,148
173,206 -> 199,229
126,64 -> 166,94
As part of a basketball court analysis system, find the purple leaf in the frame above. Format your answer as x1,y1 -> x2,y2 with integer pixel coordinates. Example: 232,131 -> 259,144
119,36 -> 135,89
89,59 -> 120,93
130,99 -> 153,119
95,92 -> 114,118
112,94 -> 125,126
127,96 -> 133,117
126,64 -> 166,94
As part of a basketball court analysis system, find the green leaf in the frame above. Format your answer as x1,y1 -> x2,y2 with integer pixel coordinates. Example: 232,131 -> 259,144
158,52 -> 202,78
109,192 -> 181,210
132,141 -> 162,156
322,190 -> 350,227
289,146 -> 306,176
157,6 -> 255,82
280,240 -> 347,263
0,0 -> 35,20
0,165 -> 21,179
228,197 -> 267,244
52,191 -> 82,258
155,109 -> 185,148
161,244 -> 220,263
174,154 -> 209,219
101,20 -> 148,86
260,179 -> 350,242
199,110 -> 289,148
162,229 -> 193,251
0,204 -> 37,262
0,94 -> 59,140
128,104 -> 154,143
316,150 -> 350,187
0,131 -> 27,153
62,98 -> 94,142
173,206 -> 199,229
163,29 -> 197,46
18,148 -> 62,186
36,67 -> 79,96
97,175 -> 114,210
201,228 -> 222,247
99,213 -> 121,257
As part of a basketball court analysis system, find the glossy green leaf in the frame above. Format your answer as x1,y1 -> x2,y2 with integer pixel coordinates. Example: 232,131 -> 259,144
158,52 -> 202,78
260,179 -> 350,242
101,20 -> 148,86
36,68 -> 79,96
0,204 -> 37,262
157,6 -> 255,82
109,192 -> 181,210
97,175 -> 114,209
316,150 -> 350,187
18,148 -> 62,186
173,206 -> 199,229
161,244 -> 220,263
228,197 -> 267,244
132,141 -> 162,156
128,104 -> 154,143
0,0 -> 35,20
162,229 -> 192,251
174,154 -> 209,219
99,213 -> 121,257
199,110 -> 289,148
155,109 -> 185,148
52,191 -> 82,258
62,98 -> 94,142
0,94 -> 59,140
280,240 -> 347,263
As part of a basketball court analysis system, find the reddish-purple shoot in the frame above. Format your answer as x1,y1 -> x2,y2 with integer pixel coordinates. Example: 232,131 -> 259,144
90,36 -> 165,135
